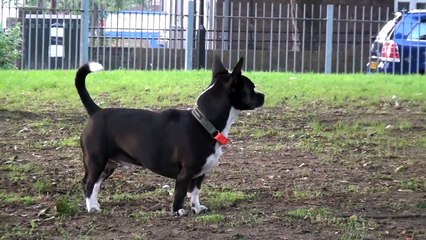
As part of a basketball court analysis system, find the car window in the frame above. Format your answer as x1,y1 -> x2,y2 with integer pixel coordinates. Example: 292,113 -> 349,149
394,14 -> 422,39
407,22 -> 426,40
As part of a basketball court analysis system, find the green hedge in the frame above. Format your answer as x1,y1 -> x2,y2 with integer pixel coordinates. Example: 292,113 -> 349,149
0,24 -> 22,69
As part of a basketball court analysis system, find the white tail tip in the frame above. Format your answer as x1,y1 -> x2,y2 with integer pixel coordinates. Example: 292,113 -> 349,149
88,62 -> 104,72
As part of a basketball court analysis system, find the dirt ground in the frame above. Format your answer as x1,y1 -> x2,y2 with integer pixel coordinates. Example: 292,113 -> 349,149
0,104 -> 425,239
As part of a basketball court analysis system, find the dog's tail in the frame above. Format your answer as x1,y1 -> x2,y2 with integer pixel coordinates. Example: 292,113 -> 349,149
75,62 -> 104,116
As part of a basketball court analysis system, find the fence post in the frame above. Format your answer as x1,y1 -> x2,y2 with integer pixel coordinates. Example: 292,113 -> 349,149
325,4 -> 334,74
185,1 -> 195,70
197,0 -> 206,69
222,0 -> 230,50
80,0 -> 89,65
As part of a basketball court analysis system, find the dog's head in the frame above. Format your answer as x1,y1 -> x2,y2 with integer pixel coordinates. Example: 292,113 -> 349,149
199,56 -> 264,111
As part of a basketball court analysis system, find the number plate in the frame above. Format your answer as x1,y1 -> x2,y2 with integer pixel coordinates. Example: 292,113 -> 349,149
369,61 -> 378,70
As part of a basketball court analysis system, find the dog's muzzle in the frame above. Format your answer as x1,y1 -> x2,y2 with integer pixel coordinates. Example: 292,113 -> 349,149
251,93 -> 265,109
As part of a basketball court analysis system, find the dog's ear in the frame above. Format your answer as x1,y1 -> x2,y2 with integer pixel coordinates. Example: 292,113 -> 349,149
212,55 -> 228,78
224,57 -> 244,88
231,57 -> 244,77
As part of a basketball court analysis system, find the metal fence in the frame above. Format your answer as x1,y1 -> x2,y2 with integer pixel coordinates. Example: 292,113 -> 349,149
0,1 -> 394,73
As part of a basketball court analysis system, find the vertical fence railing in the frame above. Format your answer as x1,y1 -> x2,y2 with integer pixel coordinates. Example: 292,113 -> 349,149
0,1 -> 394,73
325,5 -> 334,74
185,1 -> 194,70
80,0 -> 89,65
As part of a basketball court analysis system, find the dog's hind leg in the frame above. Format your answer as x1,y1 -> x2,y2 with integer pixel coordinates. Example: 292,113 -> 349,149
82,152 -> 109,213
187,174 -> 208,214
101,160 -> 118,180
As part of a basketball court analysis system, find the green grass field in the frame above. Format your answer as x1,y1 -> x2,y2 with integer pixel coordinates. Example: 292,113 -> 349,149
1,70 -> 425,111
0,70 -> 425,239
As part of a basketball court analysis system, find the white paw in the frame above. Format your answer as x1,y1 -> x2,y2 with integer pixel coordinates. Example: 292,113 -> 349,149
87,205 -> 101,213
86,199 -> 101,213
174,209 -> 188,217
191,205 -> 208,214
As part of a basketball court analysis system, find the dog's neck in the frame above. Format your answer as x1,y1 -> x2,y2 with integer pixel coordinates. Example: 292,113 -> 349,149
196,83 -> 231,132
193,106 -> 240,137
221,107 -> 240,137
195,83 -> 240,135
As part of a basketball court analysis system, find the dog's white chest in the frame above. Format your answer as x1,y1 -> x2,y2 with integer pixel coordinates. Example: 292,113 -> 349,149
195,107 -> 240,177
197,144 -> 223,176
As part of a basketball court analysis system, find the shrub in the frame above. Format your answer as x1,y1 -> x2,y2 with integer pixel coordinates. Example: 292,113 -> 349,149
0,24 -> 22,69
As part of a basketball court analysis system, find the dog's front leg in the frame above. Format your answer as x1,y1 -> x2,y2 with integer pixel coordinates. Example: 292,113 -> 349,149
172,169 -> 193,217
187,175 -> 208,214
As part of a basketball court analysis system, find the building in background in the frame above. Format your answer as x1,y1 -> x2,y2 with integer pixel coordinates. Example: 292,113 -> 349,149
394,0 -> 426,11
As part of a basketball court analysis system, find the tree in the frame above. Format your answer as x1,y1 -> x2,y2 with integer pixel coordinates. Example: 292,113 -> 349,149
0,24 -> 22,69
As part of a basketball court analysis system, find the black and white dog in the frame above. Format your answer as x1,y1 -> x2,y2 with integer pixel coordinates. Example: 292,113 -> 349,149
75,57 -> 264,216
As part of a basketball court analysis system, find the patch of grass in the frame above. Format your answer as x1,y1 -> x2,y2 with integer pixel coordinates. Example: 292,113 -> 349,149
34,179 -> 54,194
1,163 -> 42,182
130,233 -> 150,240
417,201 -> 426,209
8,171 -> 28,182
285,207 -> 375,240
131,210 -> 165,222
1,70 -> 425,112
0,164 -> 38,183
1,224 -> 41,240
420,137 -> 426,148
205,189 -> 253,210
0,164 -> 33,173
0,191 -> 37,205
22,196 -> 36,205
26,119 -> 56,136
29,219 -> 38,236
256,143 -> 286,151
239,211 -> 265,225
272,191 -> 286,199
309,120 -> 323,133
293,189 -> 323,199
289,184 -> 324,199
57,136 -> 80,147
78,223 -> 97,239
57,226 -> 72,239
286,207 -> 332,219
143,187 -> 170,197
196,213 -> 226,224
55,196 -> 79,216
250,129 -> 280,139
297,118 -> 420,166
374,174 -> 394,181
297,169 -> 312,178
110,193 -> 142,202
398,177 -> 425,191
398,120 -> 413,131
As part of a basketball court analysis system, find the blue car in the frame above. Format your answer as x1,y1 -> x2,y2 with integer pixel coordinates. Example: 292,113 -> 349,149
367,10 -> 426,74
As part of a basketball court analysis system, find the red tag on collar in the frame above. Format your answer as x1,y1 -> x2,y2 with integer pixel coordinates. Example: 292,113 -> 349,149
214,132 -> 230,145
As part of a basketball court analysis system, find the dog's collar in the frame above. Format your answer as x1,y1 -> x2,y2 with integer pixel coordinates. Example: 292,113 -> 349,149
191,108 -> 230,145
